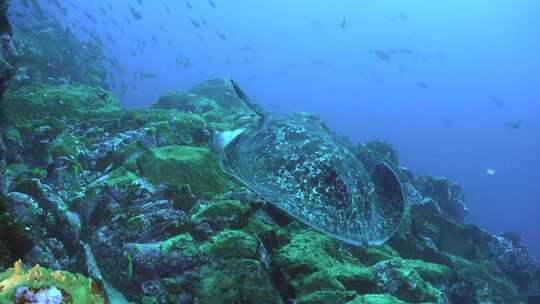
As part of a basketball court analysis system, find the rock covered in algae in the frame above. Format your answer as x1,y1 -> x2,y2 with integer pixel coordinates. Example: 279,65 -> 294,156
137,145 -> 228,197
1,83 -> 122,127
195,230 -> 282,304
0,260 -> 106,303
0,71 -> 538,303
152,78 -> 259,132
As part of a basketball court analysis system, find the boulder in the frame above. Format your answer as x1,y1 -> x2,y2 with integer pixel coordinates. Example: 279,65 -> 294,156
137,145 -> 227,197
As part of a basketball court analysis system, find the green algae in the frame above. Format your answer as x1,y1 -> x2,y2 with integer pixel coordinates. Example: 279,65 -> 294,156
144,111 -> 210,146
160,233 -> 198,257
273,230 -> 378,299
140,295 -> 159,304
273,230 -> 360,275
201,230 -> 258,259
13,178 -> 44,199
298,290 -> 358,304
352,244 -> 400,266
0,261 -> 106,303
1,83 -> 122,127
373,258 -> 450,303
49,132 -> 80,159
195,258 -> 282,304
346,293 -> 407,304
137,145 -> 227,197
106,167 -> 139,191
444,253 -> 520,303
191,199 -> 251,228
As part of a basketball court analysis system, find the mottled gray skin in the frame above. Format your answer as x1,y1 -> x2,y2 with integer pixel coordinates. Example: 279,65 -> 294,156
220,82 -> 405,245
0,0 -> 16,96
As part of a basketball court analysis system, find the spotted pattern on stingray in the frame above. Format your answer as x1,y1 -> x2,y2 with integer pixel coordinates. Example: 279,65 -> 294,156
219,111 -> 405,245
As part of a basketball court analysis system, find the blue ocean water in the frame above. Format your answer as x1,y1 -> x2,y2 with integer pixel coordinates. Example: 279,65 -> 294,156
13,0 -> 539,256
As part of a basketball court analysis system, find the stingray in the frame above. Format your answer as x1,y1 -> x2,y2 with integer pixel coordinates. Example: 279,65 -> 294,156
213,80 -> 405,245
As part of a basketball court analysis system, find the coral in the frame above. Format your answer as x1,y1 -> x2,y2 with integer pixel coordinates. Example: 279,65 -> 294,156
0,260 -> 106,303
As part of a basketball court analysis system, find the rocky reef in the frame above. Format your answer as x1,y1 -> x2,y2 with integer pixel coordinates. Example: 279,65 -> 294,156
0,0 -> 17,97
1,19 -> 540,304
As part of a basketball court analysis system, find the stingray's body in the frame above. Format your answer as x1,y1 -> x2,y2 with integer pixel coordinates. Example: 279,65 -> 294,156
216,81 -> 405,245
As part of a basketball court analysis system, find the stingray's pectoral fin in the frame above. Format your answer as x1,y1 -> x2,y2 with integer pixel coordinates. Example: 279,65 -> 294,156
211,128 -> 246,154
368,162 -> 406,245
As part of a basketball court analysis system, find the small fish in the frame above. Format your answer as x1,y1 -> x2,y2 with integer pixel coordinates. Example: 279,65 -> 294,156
185,1 -> 193,10
176,55 -> 192,68
83,10 -> 97,23
398,48 -> 413,55
216,31 -> 227,40
238,45 -> 254,52
200,18 -> 207,27
485,168 -> 496,176
443,118 -> 452,128
139,72 -> 157,79
417,82 -> 429,89
129,6 -> 142,20
311,59 -> 324,66
190,18 -> 201,28
489,96 -> 504,107
51,0 -> 68,15
397,66 -> 408,73
209,0 -> 217,8
371,49 -> 391,61
106,33 -> 115,45
340,18 -> 346,28
504,121 -> 522,132
437,52 -> 447,62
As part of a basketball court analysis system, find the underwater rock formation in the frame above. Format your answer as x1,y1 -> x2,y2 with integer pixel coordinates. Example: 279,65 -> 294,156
0,28 -> 539,304
0,0 -> 16,97
1,77 -> 539,303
